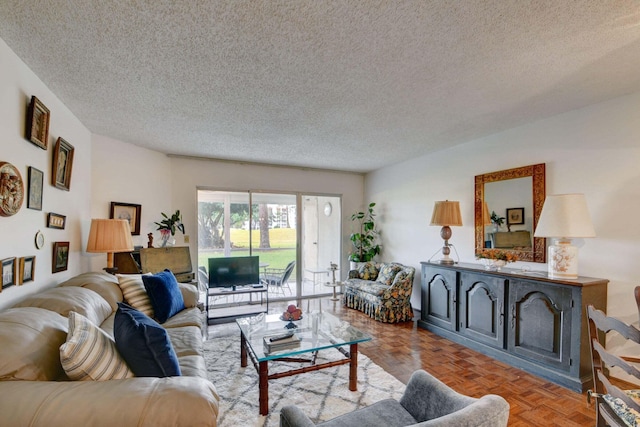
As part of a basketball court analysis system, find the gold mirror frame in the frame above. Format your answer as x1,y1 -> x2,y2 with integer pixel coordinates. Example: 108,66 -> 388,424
474,163 -> 546,263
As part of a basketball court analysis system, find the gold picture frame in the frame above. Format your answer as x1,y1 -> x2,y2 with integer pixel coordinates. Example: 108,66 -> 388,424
19,256 -> 35,284
1,257 -> 17,289
52,137 -> 74,191
26,96 -> 50,150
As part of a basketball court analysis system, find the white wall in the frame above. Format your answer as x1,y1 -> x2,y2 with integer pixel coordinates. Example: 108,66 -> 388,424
366,90 -> 640,324
89,134 -> 172,270
0,38 -> 92,309
169,157 -> 364,276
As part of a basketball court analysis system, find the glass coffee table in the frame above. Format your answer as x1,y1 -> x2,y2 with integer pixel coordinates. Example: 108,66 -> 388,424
236,312 -> 372,415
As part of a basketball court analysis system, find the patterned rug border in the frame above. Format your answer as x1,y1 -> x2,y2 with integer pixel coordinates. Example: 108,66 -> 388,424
204,327 -> 406,426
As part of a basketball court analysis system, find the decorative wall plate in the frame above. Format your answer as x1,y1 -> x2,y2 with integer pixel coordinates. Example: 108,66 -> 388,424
35,230 -> 44,249
0,162 -> 25,216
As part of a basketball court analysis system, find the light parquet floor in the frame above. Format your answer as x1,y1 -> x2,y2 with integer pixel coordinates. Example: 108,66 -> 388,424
212,297 -> 596,426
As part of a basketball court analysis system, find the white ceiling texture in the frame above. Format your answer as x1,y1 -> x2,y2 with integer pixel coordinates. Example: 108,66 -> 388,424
1,1 -> 639,173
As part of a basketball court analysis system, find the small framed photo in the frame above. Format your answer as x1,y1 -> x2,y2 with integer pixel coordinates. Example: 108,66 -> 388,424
1,257 -> 17,289
110,202 -> 142,235
52,137 -> 74,191
19,256 -> 35,284
27,166 -> 44,210
506,208 -> 525,225
26,96 -> 50,150
47,212 -> 66,229
52,242 -> 69,273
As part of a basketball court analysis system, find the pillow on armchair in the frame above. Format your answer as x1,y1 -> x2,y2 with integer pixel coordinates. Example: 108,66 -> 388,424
377,263 -> 403,286
357,262 -> 379,281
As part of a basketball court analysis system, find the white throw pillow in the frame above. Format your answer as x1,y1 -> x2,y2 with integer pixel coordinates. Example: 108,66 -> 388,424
116,273 -> 154,318
60,311 -> 134,381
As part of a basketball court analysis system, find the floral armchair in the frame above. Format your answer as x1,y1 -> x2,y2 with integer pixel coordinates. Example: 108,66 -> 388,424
342,262 -> 415,323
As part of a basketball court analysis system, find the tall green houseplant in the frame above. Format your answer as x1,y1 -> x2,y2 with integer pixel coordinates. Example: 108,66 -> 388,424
348,202 -> 381,263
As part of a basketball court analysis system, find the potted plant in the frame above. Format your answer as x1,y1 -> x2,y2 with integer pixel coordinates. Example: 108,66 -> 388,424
348,202 -> 381,269
155,210 -> 185,247
490,211 -> 505,232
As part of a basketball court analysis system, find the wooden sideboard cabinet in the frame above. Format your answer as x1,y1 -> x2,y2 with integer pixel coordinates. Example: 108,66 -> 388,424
418,262 -> 608,392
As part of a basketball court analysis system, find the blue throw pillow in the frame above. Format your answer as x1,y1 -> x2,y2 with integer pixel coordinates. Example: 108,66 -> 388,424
142,269 -> 185,323
114,302 -> 181,377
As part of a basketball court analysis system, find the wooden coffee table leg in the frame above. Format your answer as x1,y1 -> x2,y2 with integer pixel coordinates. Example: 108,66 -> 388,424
259,361 -> 269,415
240,332 -> 247,368
349,343 -> 358,391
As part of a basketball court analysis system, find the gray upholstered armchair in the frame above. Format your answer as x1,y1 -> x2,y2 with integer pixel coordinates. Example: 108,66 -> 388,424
280,370 -> 509,427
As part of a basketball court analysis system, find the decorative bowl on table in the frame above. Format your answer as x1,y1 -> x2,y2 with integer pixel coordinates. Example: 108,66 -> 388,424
280,304 -> 303,321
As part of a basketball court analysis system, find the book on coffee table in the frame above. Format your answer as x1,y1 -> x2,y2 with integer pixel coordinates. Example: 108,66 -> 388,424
263,333 -> 301,353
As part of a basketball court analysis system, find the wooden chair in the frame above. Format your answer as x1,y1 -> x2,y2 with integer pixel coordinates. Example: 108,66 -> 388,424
587,305 -> 640,426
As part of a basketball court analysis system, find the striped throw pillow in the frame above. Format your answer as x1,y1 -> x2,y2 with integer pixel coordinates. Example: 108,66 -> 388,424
60,311 -> 133,381
116,273 -> 154,318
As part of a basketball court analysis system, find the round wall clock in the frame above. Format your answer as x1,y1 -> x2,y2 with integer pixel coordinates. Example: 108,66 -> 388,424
0,162 -> 25,217
35,230 -> 45,249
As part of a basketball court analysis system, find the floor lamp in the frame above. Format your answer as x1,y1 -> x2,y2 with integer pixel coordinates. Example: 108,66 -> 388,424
86,219 -> 134,274
534,194 -> 595,279
430,200 -> 463,265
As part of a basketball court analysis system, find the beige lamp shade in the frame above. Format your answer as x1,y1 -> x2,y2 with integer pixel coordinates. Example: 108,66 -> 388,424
87,219 -> 134,269
482,202 -> 491,226
430,200 -> 462,265
430,201 -> 463,227
534,194 -> 595,238
534,194 -> 595,279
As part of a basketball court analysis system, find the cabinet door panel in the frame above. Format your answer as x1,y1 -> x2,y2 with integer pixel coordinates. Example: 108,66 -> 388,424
508,279 -> 572,371
460,273 -> 505,349
422,267 -> 457,331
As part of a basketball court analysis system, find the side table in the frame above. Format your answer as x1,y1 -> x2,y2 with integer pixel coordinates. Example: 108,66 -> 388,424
324,281 -> 342,301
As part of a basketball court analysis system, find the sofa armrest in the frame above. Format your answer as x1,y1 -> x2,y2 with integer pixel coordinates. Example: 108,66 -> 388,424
0,376 -> 219,427
280,405 -> 317,427
179,282 -> 199,308
381,267 -> 415,300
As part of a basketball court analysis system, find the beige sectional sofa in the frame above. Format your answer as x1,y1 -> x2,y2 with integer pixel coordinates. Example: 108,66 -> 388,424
0,271 -> 219,427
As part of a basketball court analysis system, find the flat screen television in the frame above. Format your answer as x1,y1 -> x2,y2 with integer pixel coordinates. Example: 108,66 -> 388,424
208,256 -> 260,288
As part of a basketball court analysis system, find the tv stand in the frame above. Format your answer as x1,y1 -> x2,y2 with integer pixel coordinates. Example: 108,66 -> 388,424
206,285 -> 268,323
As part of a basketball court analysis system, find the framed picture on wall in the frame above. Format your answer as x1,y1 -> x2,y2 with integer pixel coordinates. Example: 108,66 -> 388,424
52,137 -> 74,191
1,257 -> 17,289
52,242 -> 69,273
110,202 -> 141,235
27,166 -> 44,210
506,207 -> 525,225
26,96 -> 50,150
19,256 -> 35,284
47,212 -> 66,229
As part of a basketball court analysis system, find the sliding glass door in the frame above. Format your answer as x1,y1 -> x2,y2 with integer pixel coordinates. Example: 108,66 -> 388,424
197,189 -> 340,301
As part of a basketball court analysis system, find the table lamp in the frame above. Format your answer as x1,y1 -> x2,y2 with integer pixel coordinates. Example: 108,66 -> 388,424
430,200 -> 463,265
87,219 -> 134,274
482,202 -> 492,226
534,194 -> 595,279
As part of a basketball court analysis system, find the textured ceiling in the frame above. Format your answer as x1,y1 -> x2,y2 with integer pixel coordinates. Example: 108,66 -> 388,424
1,1 -> 640,173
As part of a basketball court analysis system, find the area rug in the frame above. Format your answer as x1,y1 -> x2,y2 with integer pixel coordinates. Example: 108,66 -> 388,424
204,329 -> 406,426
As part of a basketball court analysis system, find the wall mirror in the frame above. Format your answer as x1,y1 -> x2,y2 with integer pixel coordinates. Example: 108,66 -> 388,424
474,163 -> 546,263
